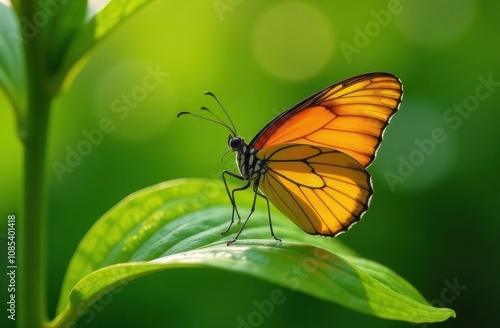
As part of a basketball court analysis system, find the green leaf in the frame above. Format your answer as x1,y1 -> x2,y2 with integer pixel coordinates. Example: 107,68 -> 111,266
43,0 -> 88,74
56,0 -> 152,90
0,1 -> 25,122
54,178 -> 455,326
1,0 -> 151,102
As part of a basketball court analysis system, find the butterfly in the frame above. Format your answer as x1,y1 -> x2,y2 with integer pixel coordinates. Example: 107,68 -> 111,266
178,72 -> 403,245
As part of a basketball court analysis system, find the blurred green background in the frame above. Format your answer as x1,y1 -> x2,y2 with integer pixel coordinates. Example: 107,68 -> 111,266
1,0 -> 499,327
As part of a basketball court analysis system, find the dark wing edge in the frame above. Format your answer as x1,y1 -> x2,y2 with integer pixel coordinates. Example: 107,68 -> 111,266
249,72 -> 403,153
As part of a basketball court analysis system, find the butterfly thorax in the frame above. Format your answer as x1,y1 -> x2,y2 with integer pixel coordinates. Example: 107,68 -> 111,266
228,136 -> 266,182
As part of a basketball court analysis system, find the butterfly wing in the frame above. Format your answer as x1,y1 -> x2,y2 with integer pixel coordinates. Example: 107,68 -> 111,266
257,143 -> 372,235
250,72 -> 403,167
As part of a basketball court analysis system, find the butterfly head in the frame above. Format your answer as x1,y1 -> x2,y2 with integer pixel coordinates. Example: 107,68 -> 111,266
228,135 -> 245,152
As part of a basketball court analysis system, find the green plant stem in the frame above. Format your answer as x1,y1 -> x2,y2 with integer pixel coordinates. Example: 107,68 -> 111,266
19,96 -> 51,328
18,0 -> 52,327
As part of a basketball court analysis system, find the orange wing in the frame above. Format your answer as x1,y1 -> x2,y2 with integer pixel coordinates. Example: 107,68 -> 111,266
257,143 -> 372,236
250,73 -> 403,167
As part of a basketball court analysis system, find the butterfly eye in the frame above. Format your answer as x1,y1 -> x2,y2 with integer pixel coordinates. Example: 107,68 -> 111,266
228,137 -> 242,151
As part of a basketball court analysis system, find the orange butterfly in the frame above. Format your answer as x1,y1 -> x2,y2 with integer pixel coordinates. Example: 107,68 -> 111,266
179,72 -> 403,245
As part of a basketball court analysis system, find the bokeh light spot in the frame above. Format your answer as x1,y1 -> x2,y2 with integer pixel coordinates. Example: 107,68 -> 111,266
92,59 -> 175,142
252,2 -> 334,81
395,0 -> 475,45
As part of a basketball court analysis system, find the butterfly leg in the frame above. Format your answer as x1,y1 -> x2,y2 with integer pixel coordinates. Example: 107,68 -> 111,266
222,170 -> 244,222
222,170 -> 249,235
226,183 -> 282,246
226,183 -> 258,246
254,186 -> 282,243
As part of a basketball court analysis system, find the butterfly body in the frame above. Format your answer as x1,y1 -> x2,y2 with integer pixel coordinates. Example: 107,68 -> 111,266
179,72 -> 403,245
230,137 -> 267,182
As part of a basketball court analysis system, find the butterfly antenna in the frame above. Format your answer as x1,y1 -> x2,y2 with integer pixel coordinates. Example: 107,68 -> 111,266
205,91 -> 238,136
176,111 -> 234,134
200,106 -> 233,133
